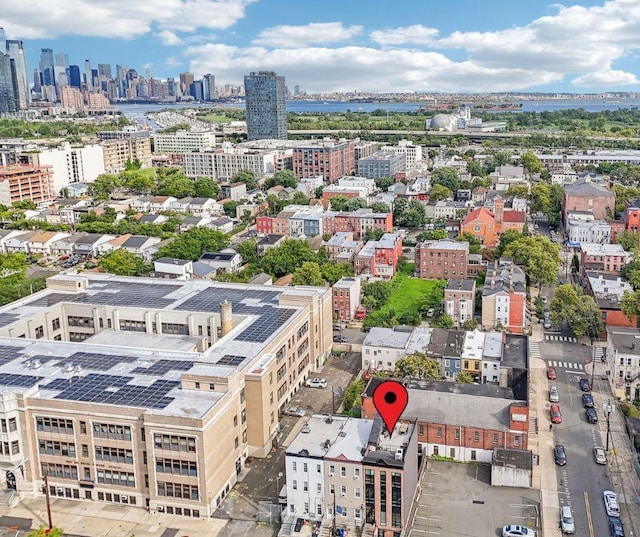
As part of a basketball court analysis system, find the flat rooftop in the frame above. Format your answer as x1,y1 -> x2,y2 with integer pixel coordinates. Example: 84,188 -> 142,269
0,274 -> 324,418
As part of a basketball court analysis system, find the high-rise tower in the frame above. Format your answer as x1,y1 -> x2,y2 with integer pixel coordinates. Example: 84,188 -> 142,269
5,39 -> 29,107
244,71 -> 287,141
39,48 -> 55,87
0,53 -> 18,113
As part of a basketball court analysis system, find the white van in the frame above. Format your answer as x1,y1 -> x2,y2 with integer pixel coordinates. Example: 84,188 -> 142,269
560,505 -> 575,534
278,485 -> 287,506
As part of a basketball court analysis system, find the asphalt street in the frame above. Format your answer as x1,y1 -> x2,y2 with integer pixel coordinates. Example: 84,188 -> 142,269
540,336 -> 615,537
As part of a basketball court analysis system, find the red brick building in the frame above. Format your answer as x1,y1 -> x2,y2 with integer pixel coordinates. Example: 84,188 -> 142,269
580,243 -> 630,274
0,164 -> 55,205
460,197 -> 526,248
332,276 -> 362,320
414,239 -> 469,279
354,233 -> 403,280
292,139 -> 355,182
361,378 -> 529,463
562,179 -> 615,225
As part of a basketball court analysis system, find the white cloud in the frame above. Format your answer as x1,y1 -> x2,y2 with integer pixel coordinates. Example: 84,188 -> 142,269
370,25 -> 439,46
165,57 -> 183,68
573,69 -> 639,86
157,30 -> 182,46
0,0 -> 256,39
252,22 -> 363,48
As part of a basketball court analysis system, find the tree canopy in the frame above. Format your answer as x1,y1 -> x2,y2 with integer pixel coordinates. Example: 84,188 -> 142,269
429,184 -> 453,202
395,352 -> 441,379
261,239 -> 317,277
549,284 -> 603,337
503,235 -> 561,287
99,249 -> 150,276
231,170 -> 258,191
155,227 -> 230,261
264,170 -> 297,189
430,167 -> 461,192
292,261 -> 325,286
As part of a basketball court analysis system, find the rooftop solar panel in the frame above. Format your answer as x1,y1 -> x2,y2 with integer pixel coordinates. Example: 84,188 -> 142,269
0,373 -> 43,387
216,355 -> 246,366
131,359 -> 194,375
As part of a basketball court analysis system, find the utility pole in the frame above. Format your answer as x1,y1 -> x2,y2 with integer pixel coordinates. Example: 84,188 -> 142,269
604,400 -> 613,452
43,474 -> 53,530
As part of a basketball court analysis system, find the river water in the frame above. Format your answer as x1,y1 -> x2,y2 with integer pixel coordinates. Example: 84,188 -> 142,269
115,98 -> 640,125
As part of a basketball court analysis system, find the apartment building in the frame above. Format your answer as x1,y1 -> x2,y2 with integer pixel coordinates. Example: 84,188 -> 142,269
283,413 -> 418,537
415,240 -> 469,279
562,179 -> 615,224
325,232 -> 363,262
362,378 -> 529,463
357,151 -> 406,180
444,279 -> 476,327
0,273 -> 332,516
481,260 -> 528,333
328,209 -> 393,239
102,138 -> 152,173
152,130 -> 216,155
379,140 -> 422,167
183,144 -> 276,184
584,271 -> 635,328
292,140 -> 355,182
354,233 -> 403,280
566,212 -> 612,245
332,277 -> 362,321
580,243 -> 630,274
0,164 -> 55,205
606,326 -> 640,401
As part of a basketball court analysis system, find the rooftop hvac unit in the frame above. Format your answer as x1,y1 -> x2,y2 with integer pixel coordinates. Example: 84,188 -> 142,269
395,448 -> 403,460
32,359 -> 42,369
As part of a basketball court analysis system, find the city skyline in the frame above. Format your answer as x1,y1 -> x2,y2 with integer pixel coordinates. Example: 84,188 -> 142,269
0,0 -> 638,94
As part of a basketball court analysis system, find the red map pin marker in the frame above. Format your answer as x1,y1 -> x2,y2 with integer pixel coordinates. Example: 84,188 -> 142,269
372,380 -> 408,436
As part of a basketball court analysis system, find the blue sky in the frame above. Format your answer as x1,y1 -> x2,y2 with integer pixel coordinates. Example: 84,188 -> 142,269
2,0 -> 639,93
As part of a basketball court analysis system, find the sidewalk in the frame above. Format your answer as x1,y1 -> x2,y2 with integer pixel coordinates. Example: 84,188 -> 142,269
590,360 -> 640,537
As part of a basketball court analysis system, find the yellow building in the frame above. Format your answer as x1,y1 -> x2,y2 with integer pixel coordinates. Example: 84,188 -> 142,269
0,274 -> 332,517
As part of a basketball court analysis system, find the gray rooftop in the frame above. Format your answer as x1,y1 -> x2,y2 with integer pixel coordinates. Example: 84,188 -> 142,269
363,327 -> 412,349
446,278 -> 476,292
564,180 -> 615,197
607,327 -> 640,356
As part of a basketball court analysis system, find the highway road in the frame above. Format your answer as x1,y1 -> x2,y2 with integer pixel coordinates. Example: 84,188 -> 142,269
535,336 -> 615,537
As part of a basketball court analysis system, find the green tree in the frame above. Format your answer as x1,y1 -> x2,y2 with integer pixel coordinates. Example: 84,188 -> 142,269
222,200 -> 241,218
344,198 -> 369,211
431,167 -> 461,192
264,170 -> 297,189
429,184 -> 453,202
495,229 -> 525,258
616,231 -> 640,251
416,229 -> 447,241
455,371 -> 474,383
123,169 -> 156,193
194,177 -> 220,198
329,195 -> 349,211
125,158 -> 142,170
156,227 -> 230,261
393,199 -> 426,228
320,262 -> 354,285
375,177 -> 396,190
89,173 -> 122,200
504,235 -> 561,288
505,185 -> 529,199
0,252 -> 27,278
363,228 -> 385,242
621,290 -> 640,327
235,238 -> 259,265
550,284 -> 603,337
362,280 -> 393,308
231,170 -> 258,190
431,314 -> 454,329
292,261 -> 325,286
395,352 -> 441,379
13,200 -> 36,210
156,171 -> 196,198
461,319 -> 478,331
261,239 -> 317,277
457,232 -> 482,255
28,527 -> 64,537
369,202 -> 390,213
99,249 -> 150,276
520,150 -> 543,173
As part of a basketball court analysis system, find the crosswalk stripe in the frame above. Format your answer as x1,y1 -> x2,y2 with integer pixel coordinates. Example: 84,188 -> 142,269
544,335 -> 578,343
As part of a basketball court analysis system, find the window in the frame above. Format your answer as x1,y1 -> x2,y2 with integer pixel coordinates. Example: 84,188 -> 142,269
329,465 -> 335,476
292,480 -> 297,490
8,418 -> 16,432
473,431 -> 480,442
340,485 -> 346,497
34,325 -> 44,339
355,486 -> 361,498
418,425 -> 424,436
317,464 -> 321,473
195,382 -> 200,389
492,433 -> 499,445
119,319 -> 146,332
340,466 -> 346,477
303,462 -> 308,473
93,423 -> 132,441
155,459 -> 197,476
95,446 -> 134,464
436,427 -> 443,438
51,318 -> 60,331
354,467 -> 360,479
292,461 -> 297,472
36,417 -> 74,435
157,482 -> 199,500
153,434 -> 196,453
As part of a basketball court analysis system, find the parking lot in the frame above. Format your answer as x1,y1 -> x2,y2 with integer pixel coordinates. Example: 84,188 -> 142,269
409,460 -> 541,537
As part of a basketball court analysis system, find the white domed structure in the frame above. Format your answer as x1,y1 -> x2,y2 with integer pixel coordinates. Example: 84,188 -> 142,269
427,114 -> 457,132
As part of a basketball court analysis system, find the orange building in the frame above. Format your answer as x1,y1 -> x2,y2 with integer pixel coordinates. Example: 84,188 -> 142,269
0,164 -> 55,205
460,197 -> 525,247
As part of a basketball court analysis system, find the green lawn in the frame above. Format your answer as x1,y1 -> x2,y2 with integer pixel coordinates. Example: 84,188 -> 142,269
199,114 -> 236,124
379,271 -> 443,320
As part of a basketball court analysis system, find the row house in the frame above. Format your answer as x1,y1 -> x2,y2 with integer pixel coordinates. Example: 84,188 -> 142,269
566,212 -> 611,245
606,326 -> 640,401
424,328 -> 465,379
354,233 -> 402,280
332,277 -> 362,321
444,279 -> 476,328
415,240 -> 469,279
584,271 -> 635,328
330,209 -> 393,239
325,232 -> 363,262
284,414 -> 418,537
362,378 -> 528,463
481,260 -> 528,333
580,243 -> 630,274
337,176 -> 376,195
322,185 -> 367,200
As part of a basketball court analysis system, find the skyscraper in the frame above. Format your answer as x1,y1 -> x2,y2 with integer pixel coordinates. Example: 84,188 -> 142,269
5,39 -> 29,107
39,48 -> 55,87
203,73 -> 216,100
54,53 -> 69,87
84,59 -> 92,90
0,28 -> 6,54
244,71 -> 287,141
68,65 -> 81,88
0,53 -> 18,113
179,72 -> 194,95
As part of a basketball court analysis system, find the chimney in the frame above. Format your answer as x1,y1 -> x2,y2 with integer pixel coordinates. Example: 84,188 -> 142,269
220,300 -> 233,337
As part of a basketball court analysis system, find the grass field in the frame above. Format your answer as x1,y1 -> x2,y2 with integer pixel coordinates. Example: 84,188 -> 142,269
199,114 -> 236,124
379,270 -> 444,320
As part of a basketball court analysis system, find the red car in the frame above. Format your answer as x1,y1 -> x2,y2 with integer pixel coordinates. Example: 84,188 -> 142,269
547,366 -> 557,380
550,404 -> 563,424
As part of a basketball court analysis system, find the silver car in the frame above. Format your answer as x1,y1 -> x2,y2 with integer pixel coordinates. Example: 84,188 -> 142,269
502,525 -> 537,537
560,505 -> 575,534
549,386 -> 559,403
593,446 -> 606,465
604,490 -> 620,517
283,406 -> 306,417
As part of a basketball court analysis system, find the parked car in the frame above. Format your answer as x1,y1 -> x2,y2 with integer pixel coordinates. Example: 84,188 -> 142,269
582,393 -> 594,408
544,320 -> 552,329
560,505 -> 575,534
550,404 -> 562,424
305,378 -> 327,389
609,516 -> 625,537
586,407 -> 598,424
333,334 -> 348,343
283,406 -> 306,417
547,366 -> 557,380
579,378 -> 591,392
594,446 -> 607,465
554,444 -> 567,466
361,325 -> 371,332
549,386 -> 560,403
604,490 -> 621,517
332,324 -> 342,331
426,308 -> 435,317
502,525 -> 537,537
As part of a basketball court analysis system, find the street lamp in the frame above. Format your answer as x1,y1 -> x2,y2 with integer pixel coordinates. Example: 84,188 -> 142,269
276,471 -> 283,497
603,400 -> 613,452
